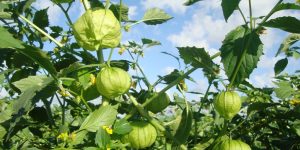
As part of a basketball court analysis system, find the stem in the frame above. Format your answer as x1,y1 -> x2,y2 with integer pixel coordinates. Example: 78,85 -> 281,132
97,49 -> 105,64
55,93 -> 65,125
238,6 -> 247,24
228,29 -> 253,89
125,52 -> 221,119
41,97 -> 56,127
248,0 -> 253,30
258,0 -> 283,29
107,48 -> 114,67
142,67 -> 197,107
227,0 -> 283,89
18,14 -> 63,48
119,0 -> 123,22
105,0 -> 111,9
82,0 -> 89,11
80,89 -> 92,112
127,94 -> 165,132
127,50 -> 152,89
57,3 -> 73,26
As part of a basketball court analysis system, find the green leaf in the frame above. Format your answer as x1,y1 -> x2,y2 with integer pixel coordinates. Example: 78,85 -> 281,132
142,8 -> 173,25
220,25 -> 263,86
173,93 -> 187,109
273,3 -> 300,13
0,12 -> 11,19
184,0 -> 203,6
0,125 -> 6,139
33,8 -> 49,29
178,47 -> 215,73
79,105 -> 117,132
261,17 -> 300,33
15,45 -> 58,77
141,38 -> 161,48
110,4 -> 129,22
173,105 -> 193,145
276,33 -> 300,56
95,127 -> 111,149
221,0 -> 241,22
12,76 -> 51,92
6,76 -> 54,141
70,130 -> 88,145
52,0 -> 73,3
292,120 -> 300,136
0,27 -> 24,49
113,119 -> 132,135
274,58 -> 288,76
274,81 -> 294,99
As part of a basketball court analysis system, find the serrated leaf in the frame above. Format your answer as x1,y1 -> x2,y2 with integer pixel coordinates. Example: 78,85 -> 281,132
273,3 -> 300,13
220,25 -> 263,86
184,0 -> 203,6
276,33 -> 300,56
12,76 -> 52,92
113,119 -> 132,135
261,17 -> 300,33
33,8 -> 49,29
159,69 -> 194,84
142,8 -> 173,25
6,76 -> 54,141
95,127 -> 111,149
173,104 -> 193,145
274,58 -> 288,76
0,27 -> 24,49
221,0 -> 241,22
274,81 -> 294,99
178,47 -> 215,73
79,105 -> 117,132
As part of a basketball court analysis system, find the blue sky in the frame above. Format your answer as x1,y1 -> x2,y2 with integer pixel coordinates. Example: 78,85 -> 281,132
30,0 -> 300,98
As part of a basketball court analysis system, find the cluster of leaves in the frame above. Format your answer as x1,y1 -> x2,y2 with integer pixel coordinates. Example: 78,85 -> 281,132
0,0 -> 299,149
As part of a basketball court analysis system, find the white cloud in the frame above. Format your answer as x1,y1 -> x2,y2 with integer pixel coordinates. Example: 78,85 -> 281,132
167,0 -> 244,49
128,6 -> 137,19
257,55 -> 283,70
32,0 -> 62,25
250,72 -> 275,88
141,0 -> 187,14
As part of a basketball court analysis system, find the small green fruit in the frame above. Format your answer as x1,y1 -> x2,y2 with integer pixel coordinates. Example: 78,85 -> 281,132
73,8 -> 121,50
96,67 -> 131,99
213,91 -> 241,120
122,121 -> 157,149
146,92 -> 170,113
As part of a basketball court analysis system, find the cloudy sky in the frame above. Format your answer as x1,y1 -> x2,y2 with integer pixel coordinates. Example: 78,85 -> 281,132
29,0 -> 300,99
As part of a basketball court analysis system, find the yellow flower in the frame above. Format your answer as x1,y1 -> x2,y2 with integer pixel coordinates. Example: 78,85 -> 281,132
102,126 -> 113,134
57,132 -> 69,141
69,132 -> 76,141
290,99 -> 300,105
90,74 -> 96,85
118,46 -> 126,55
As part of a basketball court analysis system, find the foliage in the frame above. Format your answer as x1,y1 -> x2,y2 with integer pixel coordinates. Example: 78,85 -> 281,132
0,0 -> 299,149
